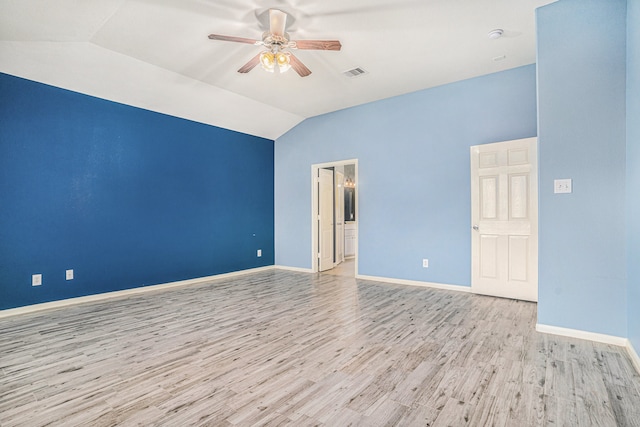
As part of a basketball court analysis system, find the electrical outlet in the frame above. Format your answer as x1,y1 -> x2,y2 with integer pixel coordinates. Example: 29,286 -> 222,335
422,259 -> 429,268
32,274 -> 42,286
257,249 -> 262,257
66,269 -> 74,280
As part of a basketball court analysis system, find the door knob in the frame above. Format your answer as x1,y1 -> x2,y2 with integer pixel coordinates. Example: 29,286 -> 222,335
472,225 -> 479,231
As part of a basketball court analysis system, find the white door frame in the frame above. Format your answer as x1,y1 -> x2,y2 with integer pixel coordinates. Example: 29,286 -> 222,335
311,159 -> 358,274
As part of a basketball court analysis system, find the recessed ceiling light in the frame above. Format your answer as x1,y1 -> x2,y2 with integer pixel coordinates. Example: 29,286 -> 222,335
488,29 -> 504,40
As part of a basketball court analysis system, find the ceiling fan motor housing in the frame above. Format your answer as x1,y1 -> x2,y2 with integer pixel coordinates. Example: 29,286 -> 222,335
262,32 -> 291,52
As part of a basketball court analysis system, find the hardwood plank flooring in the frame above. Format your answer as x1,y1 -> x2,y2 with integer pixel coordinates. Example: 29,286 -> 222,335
1,269 -> 639,426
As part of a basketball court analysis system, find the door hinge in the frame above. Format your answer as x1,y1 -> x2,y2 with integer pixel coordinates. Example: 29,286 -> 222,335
317,252 -> 321,259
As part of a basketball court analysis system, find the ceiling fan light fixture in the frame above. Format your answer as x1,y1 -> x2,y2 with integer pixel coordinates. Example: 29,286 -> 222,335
276,52 -> 291,73
260,51 -> 275,72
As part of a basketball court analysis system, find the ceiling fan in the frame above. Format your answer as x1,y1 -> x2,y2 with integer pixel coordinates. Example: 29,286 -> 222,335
208,9 -> 342,77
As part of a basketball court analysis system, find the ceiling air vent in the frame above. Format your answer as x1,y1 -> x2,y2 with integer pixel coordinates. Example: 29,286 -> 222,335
343,67 -> 368,78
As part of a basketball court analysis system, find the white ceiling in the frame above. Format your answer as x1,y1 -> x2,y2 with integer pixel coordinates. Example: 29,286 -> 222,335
0,0 -> 555,140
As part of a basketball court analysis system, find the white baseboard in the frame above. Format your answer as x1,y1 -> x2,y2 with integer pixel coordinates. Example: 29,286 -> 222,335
275,265 -> 314,273
0,266 -> 275,319
627,341 -> 640,375
356,274 -> 471,293
536,323 -> 628,347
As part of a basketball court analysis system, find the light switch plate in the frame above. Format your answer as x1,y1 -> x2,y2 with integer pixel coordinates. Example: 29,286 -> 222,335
66,269 -> 74,280
554,179 -> 572,194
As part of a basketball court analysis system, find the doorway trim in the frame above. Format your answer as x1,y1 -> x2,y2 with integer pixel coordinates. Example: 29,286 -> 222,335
311,159 -> 358,274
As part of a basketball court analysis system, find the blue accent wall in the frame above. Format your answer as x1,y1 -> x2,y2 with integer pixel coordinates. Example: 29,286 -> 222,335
628,0 -> 640,351
537,0 -> 628,337
275,65 -> 537,285
0,73 -> 274,310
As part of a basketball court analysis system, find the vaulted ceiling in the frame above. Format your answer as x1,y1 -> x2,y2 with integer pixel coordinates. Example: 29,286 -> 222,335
0,0 -> 554,140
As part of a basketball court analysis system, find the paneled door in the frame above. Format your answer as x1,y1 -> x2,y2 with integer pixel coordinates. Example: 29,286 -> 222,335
318,168 -> 334,272
470,137 -> 538,302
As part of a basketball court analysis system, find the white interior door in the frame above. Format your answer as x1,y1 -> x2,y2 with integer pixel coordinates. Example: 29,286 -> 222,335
471,137 -> 538,302
335,171 -> 345,265
318,168 -> 334,272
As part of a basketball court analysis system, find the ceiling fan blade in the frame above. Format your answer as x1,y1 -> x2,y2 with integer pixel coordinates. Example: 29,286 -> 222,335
269,9 -> 287,37
292,40 -> 342,51
237,53 -> 262,74
208,34 -> 261,45
288,53 -> 312,77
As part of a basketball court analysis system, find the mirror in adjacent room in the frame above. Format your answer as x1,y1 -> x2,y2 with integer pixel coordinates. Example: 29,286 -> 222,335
344,164 -> 356,222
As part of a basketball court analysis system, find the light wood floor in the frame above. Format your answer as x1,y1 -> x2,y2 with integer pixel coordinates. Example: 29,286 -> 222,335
323,258 -> 355,278
1,269 -> 639,426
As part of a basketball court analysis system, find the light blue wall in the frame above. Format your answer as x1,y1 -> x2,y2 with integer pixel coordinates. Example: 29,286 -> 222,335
537,0 -> 628,337
627,0 -> 640,351
275,65 -> 537,285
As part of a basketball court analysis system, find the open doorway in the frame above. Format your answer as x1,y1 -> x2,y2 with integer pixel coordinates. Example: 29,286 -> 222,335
311,159 -> 358,276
